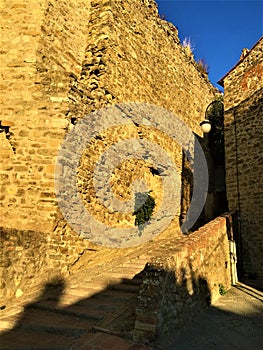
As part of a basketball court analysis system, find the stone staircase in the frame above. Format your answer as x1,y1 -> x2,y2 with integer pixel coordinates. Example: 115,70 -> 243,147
0,254 -> 152,349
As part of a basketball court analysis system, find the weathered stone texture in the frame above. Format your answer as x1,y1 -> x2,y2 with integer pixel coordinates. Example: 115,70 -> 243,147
222,38 -> 263,280
1,0 -> 216,305
0,0 -> 91,232
133,215 -> 232,343
223,39 -> 263,110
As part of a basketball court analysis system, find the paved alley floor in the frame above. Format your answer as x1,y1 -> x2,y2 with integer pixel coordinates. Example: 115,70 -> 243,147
158,283 -> 263,350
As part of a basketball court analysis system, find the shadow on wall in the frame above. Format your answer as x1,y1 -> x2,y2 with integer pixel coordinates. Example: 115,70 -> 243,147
134,260 -> 212,345
0,263 -> 213,350
179,150 -> 193,230
179,129 -> 228,234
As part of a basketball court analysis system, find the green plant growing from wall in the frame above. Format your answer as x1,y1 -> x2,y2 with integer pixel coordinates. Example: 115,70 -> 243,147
219,283 -> 227,295
133,192 -> 156,234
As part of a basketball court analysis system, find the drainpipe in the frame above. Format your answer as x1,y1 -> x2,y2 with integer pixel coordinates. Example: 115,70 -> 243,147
233,107 -> 243,277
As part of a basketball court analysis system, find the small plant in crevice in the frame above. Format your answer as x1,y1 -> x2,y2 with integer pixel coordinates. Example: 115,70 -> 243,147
196,58 -> 209,75
133,191 -> 156,235
219,283 -> 227,296
182,37 -> 194,55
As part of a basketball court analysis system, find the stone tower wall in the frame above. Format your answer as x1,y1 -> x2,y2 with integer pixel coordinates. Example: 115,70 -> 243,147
0,0 -> 91,232
0,0 -> 216,305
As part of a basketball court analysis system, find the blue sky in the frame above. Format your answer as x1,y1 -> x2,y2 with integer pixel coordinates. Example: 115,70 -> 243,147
156,0 -> 263,89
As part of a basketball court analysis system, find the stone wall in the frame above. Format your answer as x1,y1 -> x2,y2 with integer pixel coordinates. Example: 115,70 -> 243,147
1,0 -> 216,305
133,215 -> 232,343
221,37 -> 263,282
0,0 -> 91,232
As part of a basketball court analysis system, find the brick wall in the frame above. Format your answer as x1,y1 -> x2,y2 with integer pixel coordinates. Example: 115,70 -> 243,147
222,37 -> 263,281
133,215 -> 232,343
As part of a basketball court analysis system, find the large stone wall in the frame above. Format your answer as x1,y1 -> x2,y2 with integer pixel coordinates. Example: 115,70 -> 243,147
221,38 -> 263,282
1,0 -> 216,305
0,0 -> 91,232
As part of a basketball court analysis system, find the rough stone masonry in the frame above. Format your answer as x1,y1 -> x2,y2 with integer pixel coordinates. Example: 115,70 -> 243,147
219,37 -> 263,284
0,0 -> 218,306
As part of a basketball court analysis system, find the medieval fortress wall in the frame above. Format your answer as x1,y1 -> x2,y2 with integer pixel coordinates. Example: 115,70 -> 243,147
0,0 -> 217,305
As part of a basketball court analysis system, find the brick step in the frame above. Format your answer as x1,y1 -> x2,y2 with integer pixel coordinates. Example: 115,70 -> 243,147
76,295 -> 137,315
117,259 -> 149,266
0,256 -> 150,348
27,301 -> 105,321
69,270 -> 140,286
36,299 -> 118,314
70,331 -> 151,350
0,328 -> 76,350
114,265 -> 147,274
0,309 -> 24,332
64,285 -> 107,298
0,305 -> 24,321
93,272 -> 143,282
91,288 -> 139,302
122,277 -> 143,285
92,325 -> 133,339
109,283 -> 140,293
16,307 -> 94,336
54,288 -> 138,307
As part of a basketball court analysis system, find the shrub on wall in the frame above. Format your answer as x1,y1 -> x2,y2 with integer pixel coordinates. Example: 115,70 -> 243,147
133,192 -> 156,231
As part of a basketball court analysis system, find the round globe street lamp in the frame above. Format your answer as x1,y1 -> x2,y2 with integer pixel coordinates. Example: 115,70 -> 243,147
200,100 -> 224,133
200,119 -> 211,133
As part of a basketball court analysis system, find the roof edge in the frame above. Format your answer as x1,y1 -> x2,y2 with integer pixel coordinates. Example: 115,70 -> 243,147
218,36 -> 263,87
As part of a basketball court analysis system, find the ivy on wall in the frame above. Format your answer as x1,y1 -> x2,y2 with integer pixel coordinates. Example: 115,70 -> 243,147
133,192 -> 156,232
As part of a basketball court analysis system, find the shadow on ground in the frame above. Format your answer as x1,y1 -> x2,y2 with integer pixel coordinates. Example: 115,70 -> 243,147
1,267 -> 262,350
0,261 -> 213,350
0,272 -> 149,349
157,283 -> 263,350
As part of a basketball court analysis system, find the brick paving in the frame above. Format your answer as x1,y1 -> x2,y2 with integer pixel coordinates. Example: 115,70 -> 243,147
0,232 -> 188,349
0,242 -> 161,349
71,332 -> 150,350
